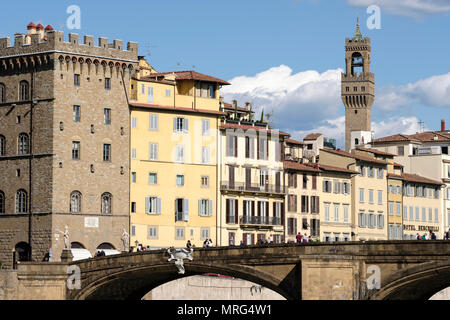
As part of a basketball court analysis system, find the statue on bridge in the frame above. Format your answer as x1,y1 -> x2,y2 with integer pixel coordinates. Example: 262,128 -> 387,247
57,225 -> 71,250
167,247 -> 194,275
121,229 -> 129,252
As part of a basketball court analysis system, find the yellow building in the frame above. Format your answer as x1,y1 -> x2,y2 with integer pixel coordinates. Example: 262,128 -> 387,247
218,101 -> 287,246
128,58 -> 230,249
318,164 -> 355,242
319,148 -> 388,241
401,173 -> 443,239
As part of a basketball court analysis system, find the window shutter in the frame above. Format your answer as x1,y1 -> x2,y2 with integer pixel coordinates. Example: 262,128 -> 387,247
234,200 -> 239,221
266,202 -> 269,219
294,218 -> 297,235
198,200 -> 202,216
235,202 -> 239,224
209,200 -> 213,216
323,180 -> 326,192
257,138 -> 260,160
273,202 -> 276,218
294,196 -> 297,213
234,136 -> 238,157
226,199 -> 230,224
185,118 -> 189,132
173,118 -> 177,132
184,199 -> 189,221
257,201 -> 261,217
251,233 -> 255,245
281,202 -> 285,226
157,198 -> 162,214
316,196 -> 320,214
243,200 -> 247,217
145,197 -> 150,214
252,201 -> 255,217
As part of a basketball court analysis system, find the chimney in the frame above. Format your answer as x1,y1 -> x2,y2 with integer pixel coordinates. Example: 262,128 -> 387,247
27,22 -> 36,35
441,119 -> 446,131
36,24 -> 44,40
232,100 -> 237,108
245,102 -> 251,110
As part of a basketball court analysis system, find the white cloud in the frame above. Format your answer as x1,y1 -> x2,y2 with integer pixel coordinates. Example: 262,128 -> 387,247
221,65 -> 448,148
376,72 -> 450,111
221,65 -> 343,129
346,0 -> 450,18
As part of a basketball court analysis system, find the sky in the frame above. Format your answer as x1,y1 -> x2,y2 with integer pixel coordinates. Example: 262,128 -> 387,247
1,0 -> 449,148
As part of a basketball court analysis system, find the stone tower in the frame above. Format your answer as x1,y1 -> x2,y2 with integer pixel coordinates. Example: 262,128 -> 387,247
342,19 -> 375,151
0,23 -> 138,266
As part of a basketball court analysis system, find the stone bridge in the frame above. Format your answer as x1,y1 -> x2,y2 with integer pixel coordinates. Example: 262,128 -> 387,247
3,241 -> 449,300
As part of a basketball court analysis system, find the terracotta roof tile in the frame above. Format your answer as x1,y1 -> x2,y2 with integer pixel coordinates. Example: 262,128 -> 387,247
285,138 -> 305,145
304,133 -> 322,140
317,164 -> 359,174
401,173 -> 444,186
356,147 -> 395,157
283,161 -> 320,172
223,102 -> 253,113
321,148 -> 388,165
144,70 -> 230,85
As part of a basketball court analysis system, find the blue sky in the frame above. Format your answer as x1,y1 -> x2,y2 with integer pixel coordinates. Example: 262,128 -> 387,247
1,0 -> 449,148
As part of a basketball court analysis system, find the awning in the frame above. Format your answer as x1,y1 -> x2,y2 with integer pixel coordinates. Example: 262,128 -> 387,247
96,249 -> 121,256
71,248 -> 93,261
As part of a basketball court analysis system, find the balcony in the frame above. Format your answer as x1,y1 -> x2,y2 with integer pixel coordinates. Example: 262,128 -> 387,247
220,181 -> 286,195
240,215 -> 282,227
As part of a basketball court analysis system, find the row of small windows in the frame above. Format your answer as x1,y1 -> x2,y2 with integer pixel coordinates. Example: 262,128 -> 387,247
132,172 -> 209,188
0,81 -> 30,103
131,144 -> 210,164
71,141 -> 111,161
73,106 -> 111,124
345,86 -> 366,92
0,133 -> 30,156
74,74 -> 111,90
359,188 -> 384,204
130,225 -> 212,241
358,166 -> 384,178
0,190 -> 112,214
402,205 -> 439,223
70,191 -> 113,214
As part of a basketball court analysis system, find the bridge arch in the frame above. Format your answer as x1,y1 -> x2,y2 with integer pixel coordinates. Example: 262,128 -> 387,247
369,260 -> 450,300
72,260 -> 297,300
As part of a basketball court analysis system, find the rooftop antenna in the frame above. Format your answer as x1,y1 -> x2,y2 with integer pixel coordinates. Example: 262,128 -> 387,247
418,119 -> 425,133
144,41 -> 158,59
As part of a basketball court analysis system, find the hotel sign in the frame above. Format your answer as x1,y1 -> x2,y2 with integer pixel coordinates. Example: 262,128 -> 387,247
403,225 -> 439,232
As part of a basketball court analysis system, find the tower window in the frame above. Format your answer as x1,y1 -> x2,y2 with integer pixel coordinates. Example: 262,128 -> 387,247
361,86 -> 366,92
345,87 -> 349,92
354,86 -> 358,91
355,110 -> 358,114
351,52 -> 364,76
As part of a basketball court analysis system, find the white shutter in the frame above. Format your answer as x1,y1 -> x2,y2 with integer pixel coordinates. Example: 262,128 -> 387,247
184,199 -> 189,221
198,200 -> 203,216
209,200 -> 213,216
157,198 -> 162,214
184,118 -> 189,132
145,197 -> 150,214
173,118 -> 177,132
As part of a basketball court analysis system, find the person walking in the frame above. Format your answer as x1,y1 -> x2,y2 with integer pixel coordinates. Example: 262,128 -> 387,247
445,228 -> 450,240
296,233 -> 302,243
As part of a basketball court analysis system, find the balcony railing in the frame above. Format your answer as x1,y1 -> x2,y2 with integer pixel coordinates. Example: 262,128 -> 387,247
240,215 -> 282,226
221,181 -> 285,194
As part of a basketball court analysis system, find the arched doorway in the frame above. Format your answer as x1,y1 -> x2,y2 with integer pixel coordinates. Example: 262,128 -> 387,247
15,242 -> 31,262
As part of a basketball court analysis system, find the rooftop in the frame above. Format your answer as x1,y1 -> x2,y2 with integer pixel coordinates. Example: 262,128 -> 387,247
321,148 -> 388,165
143,70 -> 230,85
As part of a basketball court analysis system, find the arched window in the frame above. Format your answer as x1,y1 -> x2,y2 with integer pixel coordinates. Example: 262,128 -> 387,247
0,135 -> 5,156
18,133 -> 29,155
16,189 -> 27,213
19,81 -> 29,101
70,191 -> 82,213
0,190 -> 5,214
101,192 -> 112,215
0,83 -> 5,103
